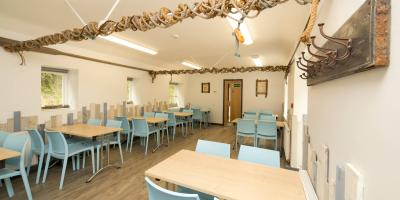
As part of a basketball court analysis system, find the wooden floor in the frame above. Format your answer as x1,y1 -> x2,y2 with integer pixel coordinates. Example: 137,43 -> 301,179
0,125 -> 280,200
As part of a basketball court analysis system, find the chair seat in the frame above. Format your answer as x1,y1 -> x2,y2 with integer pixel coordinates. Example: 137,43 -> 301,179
257,134 -> 277,139
237,132 -> 255,136
177,186 -> 214,200
0,168 -> 20,179
67,142 -> 93,156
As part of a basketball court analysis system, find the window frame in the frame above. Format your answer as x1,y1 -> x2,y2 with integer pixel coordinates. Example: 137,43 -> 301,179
41,68 -> 70,109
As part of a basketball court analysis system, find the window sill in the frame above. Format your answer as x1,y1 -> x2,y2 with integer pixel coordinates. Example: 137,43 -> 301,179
41,105 -> 70,110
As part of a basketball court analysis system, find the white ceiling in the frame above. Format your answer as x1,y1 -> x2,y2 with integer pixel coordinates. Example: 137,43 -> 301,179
0,0 -> 310,70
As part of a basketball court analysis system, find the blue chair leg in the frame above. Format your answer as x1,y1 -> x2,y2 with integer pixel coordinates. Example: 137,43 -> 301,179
42,154 -> 51,183
36,151 -> 44,184
145,136 -> 149,155
27,151 -> 33,176
125,134 -> 130,152
91,148 -> 95,174
117,135 -> 124,164
96,145 -> 100,171
4,178 -> 14,198
20,168 -> 33,200
59,157 -> 68,190
82,152 -> 86,169
72,156 -> 76,171
129,133 -> 134,152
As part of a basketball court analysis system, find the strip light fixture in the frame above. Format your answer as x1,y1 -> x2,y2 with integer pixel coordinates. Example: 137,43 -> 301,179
227,11 -> 253,45
251,55 -> 263,67
181,61 -> 201,69
99,35 -> 158,55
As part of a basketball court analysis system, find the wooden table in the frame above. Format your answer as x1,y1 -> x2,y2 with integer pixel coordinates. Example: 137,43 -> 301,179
0,147 -> 20,168
49,124 -> 122,182
145,150 -> 306,200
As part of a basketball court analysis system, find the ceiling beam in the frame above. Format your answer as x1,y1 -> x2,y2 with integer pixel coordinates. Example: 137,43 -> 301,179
0,37 -> 151,72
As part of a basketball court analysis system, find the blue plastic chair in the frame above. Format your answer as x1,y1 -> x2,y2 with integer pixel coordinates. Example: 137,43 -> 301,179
0,131 -> 9,146
195,140 -> 230,158
167,112 -> 184,140
182,109 -> 194,132
155,113 -> 170,144
243,112 -> 257,120
238,145 -> 280,167
27,129 -> 48,184
0,134 -> 32,200
132,119 -> 159,155
259,114 -> 276,121
192,108 -> 203,129
236,119 -> 256,147
42,131 -> 95,190
105,120 -> 124,162
115,116 -> 133,152
256,120 -> 278,150
87,119 -> 102,126
259,110 -> 273,115
144,112 -> 155,118
145,177 -> 200,200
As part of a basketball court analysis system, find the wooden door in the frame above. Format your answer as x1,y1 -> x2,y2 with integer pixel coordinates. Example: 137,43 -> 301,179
223,80 -> 242,125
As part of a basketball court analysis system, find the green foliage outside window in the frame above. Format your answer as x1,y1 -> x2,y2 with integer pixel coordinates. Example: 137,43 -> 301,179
41,72 -> 63,107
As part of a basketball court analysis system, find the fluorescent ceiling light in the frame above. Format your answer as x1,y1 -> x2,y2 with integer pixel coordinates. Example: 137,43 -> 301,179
227,11 -> 253,45
98,35 -> 157,55
251,56 -> 263,67
181,61 -> 201,69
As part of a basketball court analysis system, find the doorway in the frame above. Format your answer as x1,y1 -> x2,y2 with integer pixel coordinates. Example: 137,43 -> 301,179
223,79 -> 243,126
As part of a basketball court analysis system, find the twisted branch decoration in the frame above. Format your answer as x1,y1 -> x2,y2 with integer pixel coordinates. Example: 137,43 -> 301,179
149,65 -> 287,82
2,0 -> 306,53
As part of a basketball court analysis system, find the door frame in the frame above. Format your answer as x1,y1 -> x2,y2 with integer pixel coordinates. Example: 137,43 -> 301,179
222,79 -> 243,125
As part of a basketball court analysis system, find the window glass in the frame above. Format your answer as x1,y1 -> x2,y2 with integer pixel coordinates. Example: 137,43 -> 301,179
169,84 -> 177,106
41,72 -> 64,107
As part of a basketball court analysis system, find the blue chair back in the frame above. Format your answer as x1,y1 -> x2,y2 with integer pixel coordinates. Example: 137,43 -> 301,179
167,113 -> 177,125
192,108 -> 202,120
133,119 -> 150,137
259,110 -> 273,116
243,112 -> 257,120
259,114 -> 276,121
3,134 -> 30,169
168,108 -> 180,113
195,140 -> 230,158
114,117 -> 131,133
106,119 -> 122,128
182,109 -> 193,114
257,121 -> 277,137
45,131 -> 68,155
145,177 -> 200,200
238,145 -> 280,167
0,131 -> 10,146
237,119 -> 256,134
155,113 -> 169,120
87,119 -> 102,126
144,112 -> 155,118
27,129 -> 44,153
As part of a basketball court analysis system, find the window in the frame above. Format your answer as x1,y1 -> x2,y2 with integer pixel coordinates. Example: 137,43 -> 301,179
168,84 -> 178,106
41,67 -> 69,109
127,77 -> 134,104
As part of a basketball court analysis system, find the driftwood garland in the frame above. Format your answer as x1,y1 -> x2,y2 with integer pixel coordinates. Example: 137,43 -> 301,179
2,0 -> 300,53
149,65 -> 287,82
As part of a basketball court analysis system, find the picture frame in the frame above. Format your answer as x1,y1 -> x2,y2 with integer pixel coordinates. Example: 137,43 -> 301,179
256,79 -> 268,97
201,82 -> 210,93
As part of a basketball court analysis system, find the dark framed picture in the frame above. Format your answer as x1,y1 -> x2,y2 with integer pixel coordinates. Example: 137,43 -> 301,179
201,82 -> 210,93
256,79 -> 268,97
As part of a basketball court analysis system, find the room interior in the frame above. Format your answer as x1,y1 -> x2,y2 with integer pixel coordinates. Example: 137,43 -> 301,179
0,0 -> 397,199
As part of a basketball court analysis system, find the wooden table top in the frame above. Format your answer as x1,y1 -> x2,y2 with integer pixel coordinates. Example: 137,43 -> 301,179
0,147 -> 20,161
145,150 -> 305,200
129,116 -> 168,124
174,112 -> 193,117
232,118 -> 286,128
48,124 -> 122,138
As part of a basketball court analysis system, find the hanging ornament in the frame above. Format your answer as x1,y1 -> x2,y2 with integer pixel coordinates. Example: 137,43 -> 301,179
233,17 -> 245,57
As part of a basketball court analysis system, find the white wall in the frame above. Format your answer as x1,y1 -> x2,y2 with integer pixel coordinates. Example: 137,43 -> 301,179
307,0 -> 399,199
184,72 -> 285,124
0,28 -> 186,124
